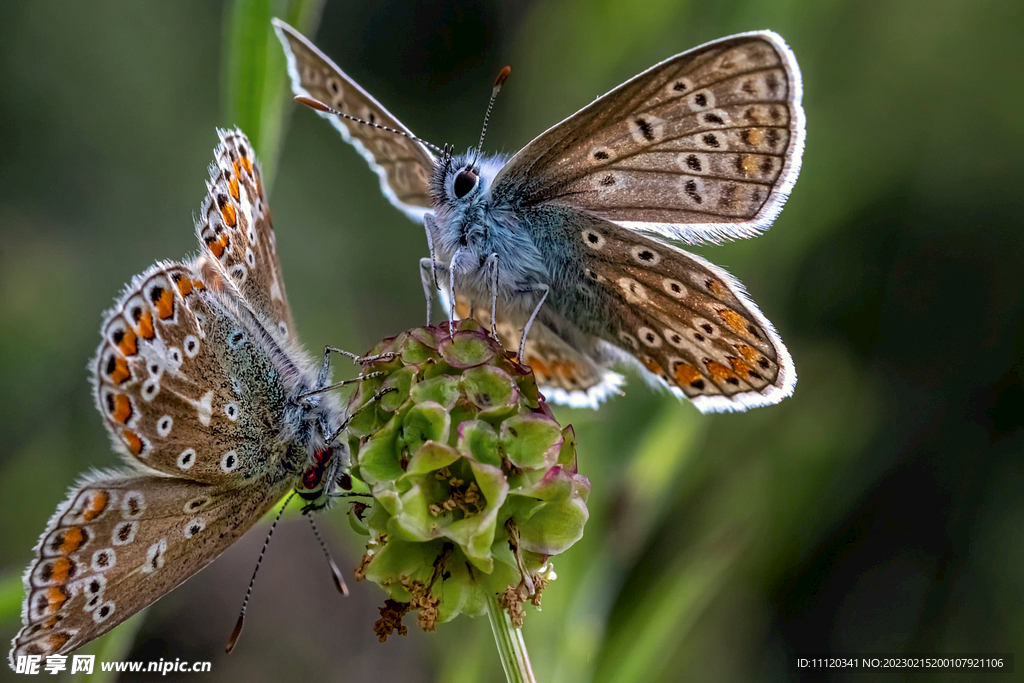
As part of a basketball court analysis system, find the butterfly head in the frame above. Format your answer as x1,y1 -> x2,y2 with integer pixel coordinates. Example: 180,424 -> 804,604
288,384 -> 351,510
295,440 -> 351,510
431,151 -> 507,209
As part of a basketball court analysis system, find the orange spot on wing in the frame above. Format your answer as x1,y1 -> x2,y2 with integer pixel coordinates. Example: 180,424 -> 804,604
137,310 -> 155,340
719,308 -> 748,334
221,202 -> 237,227
673,361 -> 703,387
123,430 -> 143,456
110,357 -> 131,385
83,491 -> 109,520
46,630 -> 70,650
746,128 -> 765,146
111,394 -> 133,424
737,344 -> 759,363
192,277 -> 206,291
728,356 -> 755,377
43,587 -> 68,615
526,356 -> 550,378
554,361 -> 579,379
705,360 -> 737,383
228,175 -> 240,200
49,557 -> 72,584
741,155 -> 759,176
58,527 -> 85,554
154,288 -> 174,320
117,328 -> 137,356
206,233 -> 229,258
705,279 -> 723,296
239,154 -> 253,175
642,357 -> 663,376
173,274 -> 192,296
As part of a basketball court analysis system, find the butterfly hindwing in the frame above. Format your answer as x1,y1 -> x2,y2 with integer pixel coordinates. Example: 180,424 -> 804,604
272,18 -> 435,220
11,473 -> 290,661
493,31 -> 804,244
568,211 -> 794,411
92,259 -> 292,484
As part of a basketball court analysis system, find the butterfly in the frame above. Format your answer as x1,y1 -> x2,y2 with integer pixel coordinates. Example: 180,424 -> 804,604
274,19 -> 804,412
9,129 -> 359,663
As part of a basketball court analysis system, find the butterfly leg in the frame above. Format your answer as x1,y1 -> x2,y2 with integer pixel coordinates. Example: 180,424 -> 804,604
516,284 -> 550,362
483,252 -> 504,348
419,258 -> 437,325
423,214 -> 440,291
300,371 -> 386,400
420,215 -> 442,325
447,246 -> 469,337
326,385 -> 397,443
324,345 -> 395,366
308,346 -> 396,397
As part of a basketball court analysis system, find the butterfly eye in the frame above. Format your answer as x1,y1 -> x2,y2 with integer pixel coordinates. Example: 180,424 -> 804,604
453,168 -> 478,198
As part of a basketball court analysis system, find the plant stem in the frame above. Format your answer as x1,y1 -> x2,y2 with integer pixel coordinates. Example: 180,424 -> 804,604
486,594 -> 536,683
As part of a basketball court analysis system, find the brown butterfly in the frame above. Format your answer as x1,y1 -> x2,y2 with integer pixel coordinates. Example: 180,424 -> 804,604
10,130 -> 358,663
275,20 -> 804,411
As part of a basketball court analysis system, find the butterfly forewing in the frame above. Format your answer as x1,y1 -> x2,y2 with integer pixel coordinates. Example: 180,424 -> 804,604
493,31 -> 804,244
11,473 -> 290,660
569,211 -> 794,411
197,130 -> 297,342
272,18 -> 435,219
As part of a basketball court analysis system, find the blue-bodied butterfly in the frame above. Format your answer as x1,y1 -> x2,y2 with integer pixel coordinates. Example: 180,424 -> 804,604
274,20 -> 804,412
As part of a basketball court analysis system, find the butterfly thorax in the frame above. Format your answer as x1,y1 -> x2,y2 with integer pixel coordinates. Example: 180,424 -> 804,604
430,153 -> 548,310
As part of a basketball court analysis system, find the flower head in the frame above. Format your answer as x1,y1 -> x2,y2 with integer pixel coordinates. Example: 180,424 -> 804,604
346,320 -> 589,634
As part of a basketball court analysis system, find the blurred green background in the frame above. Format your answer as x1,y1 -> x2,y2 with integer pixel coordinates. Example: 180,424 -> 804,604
2,0 -> 1022,681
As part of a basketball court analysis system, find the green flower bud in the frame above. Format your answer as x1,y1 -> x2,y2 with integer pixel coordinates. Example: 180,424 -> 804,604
346,320 -> 589,636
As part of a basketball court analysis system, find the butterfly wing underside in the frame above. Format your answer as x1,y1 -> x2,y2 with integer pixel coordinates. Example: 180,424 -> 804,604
196,129 -> 298,342
92,130 -> 308,485
10,474 -> 289,661
11,130 -> 316,665
493,31 -> 805,244
272,18 -> 435,220
569,211 -> 794,411
91,258 -> 292,484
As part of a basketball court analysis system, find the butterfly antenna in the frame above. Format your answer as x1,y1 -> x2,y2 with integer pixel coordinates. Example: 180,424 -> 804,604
226,491 -> 295,654
473,66 -> 512,167
305,513 -> 350,596
295,96 -> 445,156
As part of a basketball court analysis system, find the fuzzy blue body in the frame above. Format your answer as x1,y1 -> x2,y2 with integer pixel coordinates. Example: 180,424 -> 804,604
428,151 -> 614,344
